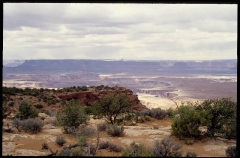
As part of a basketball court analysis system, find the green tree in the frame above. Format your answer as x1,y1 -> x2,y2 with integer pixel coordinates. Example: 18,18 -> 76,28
57,100 -> 89,129
171,102 -> 209,139
16,102 -> 38,120
91,93 -> 133,124
196,98 -> 236,139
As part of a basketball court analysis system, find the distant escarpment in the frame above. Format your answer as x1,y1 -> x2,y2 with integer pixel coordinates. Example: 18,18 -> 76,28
58,87 -> 147,111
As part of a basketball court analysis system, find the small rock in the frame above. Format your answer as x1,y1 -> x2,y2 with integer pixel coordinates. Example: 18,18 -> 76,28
38,113 -> 50,119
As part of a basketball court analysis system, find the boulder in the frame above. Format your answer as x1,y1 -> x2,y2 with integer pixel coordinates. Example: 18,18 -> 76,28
43,116 -> 56,125
38,113 -> 50,119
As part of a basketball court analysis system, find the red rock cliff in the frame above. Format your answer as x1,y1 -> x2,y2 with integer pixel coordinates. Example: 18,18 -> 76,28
57,88 -> 147,111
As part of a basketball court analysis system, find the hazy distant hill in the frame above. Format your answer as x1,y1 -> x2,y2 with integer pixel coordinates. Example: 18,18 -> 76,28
3,59 -> 237,75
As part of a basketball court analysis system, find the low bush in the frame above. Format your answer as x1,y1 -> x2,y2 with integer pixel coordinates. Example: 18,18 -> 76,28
76,125 -> 95,137
144,115 -> 152,121
56,136 -> 66,146
56,148 -> 85,156
184,138 -> 194,145
108,143 -> 123,152
225,146 -> 236,157
34,104 -> 43,109
107,124 -> 125,137
149,108 -> 167,120
185,151 -> 197,157
98,141 -> 109,149
12,118 -> 21,132
139,109 -> 151,116
139,108 -> 167,120
97,123 -> 107,132
8,101 -> 14,107
63,126 -> 78,135
122,142 -> 154,157
138,117 -> 146,123
153,138 -> 183,157
20,117 -> 43,134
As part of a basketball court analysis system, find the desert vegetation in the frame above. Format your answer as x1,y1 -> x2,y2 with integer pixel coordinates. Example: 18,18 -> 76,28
2,86 -> 237,156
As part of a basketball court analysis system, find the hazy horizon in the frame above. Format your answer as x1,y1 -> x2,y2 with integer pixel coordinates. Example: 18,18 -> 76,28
3,3 -> 237,60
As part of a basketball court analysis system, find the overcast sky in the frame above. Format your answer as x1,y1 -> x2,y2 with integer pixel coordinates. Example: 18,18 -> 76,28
3,3 -> 237,60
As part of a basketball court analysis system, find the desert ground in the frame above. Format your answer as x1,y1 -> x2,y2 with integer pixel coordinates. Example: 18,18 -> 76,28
2,116 -> 236,157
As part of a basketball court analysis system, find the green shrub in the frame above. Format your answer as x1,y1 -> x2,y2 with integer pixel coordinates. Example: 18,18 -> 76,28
57,100 -> 89,129
138,117 -> 146,123
166,107 -> 176,118
108,143 -> 123,152
84,106 -> 92,114
56,136 -> 66,146
34,104 -> 43,109
196,98 -> 237,139
124,113 -> 135,121
122,142 -> 154,157
225,146 -> 236,157
91,93 -> 133,124
171,102 -> 208,139
98,141 -> 109,149
153,138 -> 183,157
107,124 -> 125,137
185,151 -> 197,157
20,117 -> 43,134
17,102 -> 38,120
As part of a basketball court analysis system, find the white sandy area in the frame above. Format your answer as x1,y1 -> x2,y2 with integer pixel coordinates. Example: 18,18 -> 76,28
137,92 -> 201,110
137,93 -> 177,110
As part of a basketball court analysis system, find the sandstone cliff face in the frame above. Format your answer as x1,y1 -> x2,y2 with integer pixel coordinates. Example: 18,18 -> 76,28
57,88 -> 147,111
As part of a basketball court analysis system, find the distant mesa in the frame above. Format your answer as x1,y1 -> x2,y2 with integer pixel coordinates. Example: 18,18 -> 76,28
229,64 -> 237,71
169,62 -> 191,70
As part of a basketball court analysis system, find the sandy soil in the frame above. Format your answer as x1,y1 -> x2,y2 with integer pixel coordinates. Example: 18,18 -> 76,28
2,117 -> 235,157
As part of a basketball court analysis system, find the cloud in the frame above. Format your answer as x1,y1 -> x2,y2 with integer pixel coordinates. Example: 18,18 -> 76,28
3,3 -> 237,60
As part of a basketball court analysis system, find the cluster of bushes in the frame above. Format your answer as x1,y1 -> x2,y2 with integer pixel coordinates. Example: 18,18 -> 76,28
171,98 -> 237,140
94,85 -> 116,91
20,118 -> 43,133
122,138 -> 197,157
56,148 -> 85,156
225,146 -> 236,157
16,102 -> 38,120
12,117 -> 43,133
58,86 -> 88,93
98,141 -> 123,152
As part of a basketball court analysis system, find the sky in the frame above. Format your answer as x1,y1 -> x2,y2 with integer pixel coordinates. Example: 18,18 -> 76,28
3,3 -> 237,60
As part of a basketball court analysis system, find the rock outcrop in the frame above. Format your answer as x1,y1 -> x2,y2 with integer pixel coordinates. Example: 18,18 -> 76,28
57,88 -> 147,111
